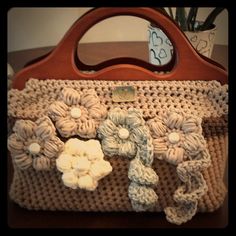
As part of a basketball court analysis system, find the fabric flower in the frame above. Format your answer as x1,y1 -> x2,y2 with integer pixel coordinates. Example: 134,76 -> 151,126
8,116 -> 64,171
56,138 -> 112,191
97,108 -> 150,158
48,88 -> 107,138
147,110 -> 205,165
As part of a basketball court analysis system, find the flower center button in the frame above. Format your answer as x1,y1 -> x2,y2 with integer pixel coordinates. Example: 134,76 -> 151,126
118,128 -> 130,140
70,107 -> 82,119
28,143 -> 41,155
168,132 -> 180,144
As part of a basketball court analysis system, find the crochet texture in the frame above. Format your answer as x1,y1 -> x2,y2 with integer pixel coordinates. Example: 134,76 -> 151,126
47,87 -> 107,138
98,108 -> 159,211
147,110 -> 211,225
8,117 -> 227,214
7,79 -> 228,223
8,116 -> 64,171
8,79 -> 228,120
56,138 -> 112,191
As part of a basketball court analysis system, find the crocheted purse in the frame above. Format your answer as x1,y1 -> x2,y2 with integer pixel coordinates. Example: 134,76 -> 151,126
7,8 -> 228,225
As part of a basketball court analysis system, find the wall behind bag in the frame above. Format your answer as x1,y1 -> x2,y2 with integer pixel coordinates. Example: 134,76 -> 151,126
7,7 -> 228,52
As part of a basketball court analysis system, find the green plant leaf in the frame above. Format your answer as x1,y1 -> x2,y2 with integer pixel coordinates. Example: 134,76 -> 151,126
168,7 -> 174,19
200,7 -> 225,31
176,7 -> 188,31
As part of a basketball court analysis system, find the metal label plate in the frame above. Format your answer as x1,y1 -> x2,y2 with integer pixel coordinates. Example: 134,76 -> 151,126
112,86 -> 136,102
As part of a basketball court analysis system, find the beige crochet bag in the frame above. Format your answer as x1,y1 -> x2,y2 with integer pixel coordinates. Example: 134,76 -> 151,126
8,8 -> 228,225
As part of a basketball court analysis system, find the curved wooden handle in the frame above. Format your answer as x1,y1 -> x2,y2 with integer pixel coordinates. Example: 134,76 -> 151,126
12,7 -> 228,90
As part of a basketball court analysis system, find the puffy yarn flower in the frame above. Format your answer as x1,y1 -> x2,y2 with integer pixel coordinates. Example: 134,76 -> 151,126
97,108 -> 150,159
147,110 -> 205,165
98,108 -> 159,211
147,110 -> 211,225
8,116 -> 64,171
48,88 -> 107,138
56,138 -> 112,191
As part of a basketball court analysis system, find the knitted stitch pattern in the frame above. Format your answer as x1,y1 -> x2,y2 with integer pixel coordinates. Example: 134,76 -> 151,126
9,116 -> 227,213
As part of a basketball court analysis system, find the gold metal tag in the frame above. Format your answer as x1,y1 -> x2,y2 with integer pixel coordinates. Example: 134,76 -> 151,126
112,86 -> 136,102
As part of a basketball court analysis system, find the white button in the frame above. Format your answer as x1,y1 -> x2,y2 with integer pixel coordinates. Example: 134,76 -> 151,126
118,128 -> 130,139
168,132 -> 180,144
70,107 -> 82,119
28,143 -> 41,155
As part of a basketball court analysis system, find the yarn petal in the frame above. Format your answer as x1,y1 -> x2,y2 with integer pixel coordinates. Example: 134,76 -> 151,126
147,118 -> 167,138
118,141 -> 137,157
166,147 -> 185,165
80,89 -> 100,109
44,136 -> 64,158
129,126 -> 148,144
13,153 -> 33,170
182,133 -> 205,156
125,111 -> 144,128
48,101 -> 69,121
60,88 -> 80,106
107,108 -> 126,126
35,116 -> 56,140
101,137 -> 120,156
97,119 -> 117,138
33,155 -> 51,171
165,111 -> 184,129
13,120 -> 35,140
88,104 -> 107,120
77,118 -> 97,138
56,117 -> 77,137
8,133 -> 24,155
153,138 -> 168,159
182,117 -> 201,133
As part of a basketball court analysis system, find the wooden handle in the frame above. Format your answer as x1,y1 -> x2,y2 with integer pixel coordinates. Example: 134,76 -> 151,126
12,7 -> 228,90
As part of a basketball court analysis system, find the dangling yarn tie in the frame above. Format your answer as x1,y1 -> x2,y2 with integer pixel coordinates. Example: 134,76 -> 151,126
147,110 -> 211,224
164,149 -> 211,225
98,108 -> 159,211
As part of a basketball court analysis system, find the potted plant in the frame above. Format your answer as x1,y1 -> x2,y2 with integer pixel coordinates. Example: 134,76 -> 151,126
148,7 -> 225,65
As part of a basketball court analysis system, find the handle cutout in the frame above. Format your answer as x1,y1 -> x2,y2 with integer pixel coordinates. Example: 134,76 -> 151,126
77,16 -> 175,72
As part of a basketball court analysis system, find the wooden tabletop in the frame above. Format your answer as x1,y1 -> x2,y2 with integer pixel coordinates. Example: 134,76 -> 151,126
7,42 -> 228,228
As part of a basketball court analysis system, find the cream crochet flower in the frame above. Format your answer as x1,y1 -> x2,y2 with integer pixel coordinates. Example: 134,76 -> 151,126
8,116 -> 64,171
147,110 -> 205,165
48,88 -> 107,138
56,138 -> 112,191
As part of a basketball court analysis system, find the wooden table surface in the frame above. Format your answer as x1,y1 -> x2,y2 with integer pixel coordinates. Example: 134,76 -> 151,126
7,42 -> 228,228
